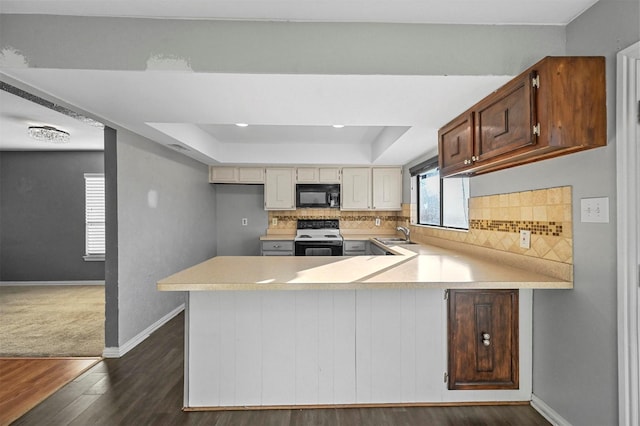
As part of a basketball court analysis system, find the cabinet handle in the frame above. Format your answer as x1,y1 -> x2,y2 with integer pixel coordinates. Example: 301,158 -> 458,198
482,332 -> 491,346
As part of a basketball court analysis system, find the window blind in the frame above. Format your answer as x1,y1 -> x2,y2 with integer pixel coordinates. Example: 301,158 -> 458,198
85,173 -> 105,257
409,157 -> 439,176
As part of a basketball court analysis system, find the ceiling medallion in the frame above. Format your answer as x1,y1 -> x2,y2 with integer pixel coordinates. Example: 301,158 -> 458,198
27,126 -> 71,143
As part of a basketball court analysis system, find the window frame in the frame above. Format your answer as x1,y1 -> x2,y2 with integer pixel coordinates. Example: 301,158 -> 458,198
84,173 -> 105,261
412,157 -> 469,230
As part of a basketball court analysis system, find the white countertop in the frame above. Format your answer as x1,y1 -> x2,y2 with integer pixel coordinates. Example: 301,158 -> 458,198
157,241 -> 572,291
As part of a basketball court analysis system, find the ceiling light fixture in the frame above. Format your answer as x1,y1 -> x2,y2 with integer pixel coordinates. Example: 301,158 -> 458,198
332,124 -> 345,128
27,126 -> 71,143
235,123 -> 249,127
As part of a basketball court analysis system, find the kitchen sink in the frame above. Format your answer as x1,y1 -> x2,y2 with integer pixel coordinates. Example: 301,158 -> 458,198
374,237 -> 416,245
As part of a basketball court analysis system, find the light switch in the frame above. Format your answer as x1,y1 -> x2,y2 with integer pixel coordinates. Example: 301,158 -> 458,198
242,218 -> 248,226
580,197 -> 609,223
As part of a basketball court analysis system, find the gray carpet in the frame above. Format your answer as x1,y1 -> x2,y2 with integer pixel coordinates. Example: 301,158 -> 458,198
0,285 -> 104,357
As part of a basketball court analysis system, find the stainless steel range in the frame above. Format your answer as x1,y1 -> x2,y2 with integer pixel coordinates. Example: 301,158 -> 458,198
294,219 -> 343,256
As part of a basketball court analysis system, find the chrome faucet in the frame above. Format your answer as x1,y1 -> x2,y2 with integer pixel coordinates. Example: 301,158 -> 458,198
396,226 -> 410,242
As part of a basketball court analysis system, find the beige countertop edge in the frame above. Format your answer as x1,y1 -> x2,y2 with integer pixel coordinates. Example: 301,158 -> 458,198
157,280 -> 572,291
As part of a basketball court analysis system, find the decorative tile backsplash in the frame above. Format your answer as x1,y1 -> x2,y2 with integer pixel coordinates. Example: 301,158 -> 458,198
266,186 -> 573,265
408,186 -> 573,264
267,209 -> 400,232
469,220 -> 563,236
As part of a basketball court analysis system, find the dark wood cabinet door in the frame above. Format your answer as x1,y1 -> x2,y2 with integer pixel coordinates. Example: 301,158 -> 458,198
438,111 -> 474,176
448,289 -> 519,390
474,72 -> 536,163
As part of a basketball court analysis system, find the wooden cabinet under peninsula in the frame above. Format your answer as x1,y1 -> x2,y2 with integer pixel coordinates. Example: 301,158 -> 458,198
447,289 -> 519,390
439,56 -> 606,177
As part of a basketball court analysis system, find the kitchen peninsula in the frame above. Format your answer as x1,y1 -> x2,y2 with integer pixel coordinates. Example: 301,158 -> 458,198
158,241 -> 571,410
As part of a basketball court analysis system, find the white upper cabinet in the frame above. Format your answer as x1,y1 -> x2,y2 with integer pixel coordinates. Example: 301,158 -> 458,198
372,167 -> 402,211
209,167 -> 238,183
318,167 -> 341,183
264,168 -> 295,210
341,167 -> 402,211
296,167 -> 341,183
238,168 -> 265,183
211,165 -> 400,211
209,167 -> 264,184
341,168 -> 371,210
296,167 -> 319,183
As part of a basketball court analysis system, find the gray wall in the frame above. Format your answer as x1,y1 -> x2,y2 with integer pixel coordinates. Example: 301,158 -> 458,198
0,150 -> 105,281
215,185 -> 267,256
113,128 -> 216,346
471,2 -> 639,425
0,15 -> 565,77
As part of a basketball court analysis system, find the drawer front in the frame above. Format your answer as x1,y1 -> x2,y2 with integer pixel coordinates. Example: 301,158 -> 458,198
344,241 -> 366,251
262,251 -> 293,256
261,241 -> 294,251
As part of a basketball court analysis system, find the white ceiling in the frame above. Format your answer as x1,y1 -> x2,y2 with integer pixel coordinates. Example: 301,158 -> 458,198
0,0 -> 598,165
0,89 -> 104,151
0,0 -> 598,25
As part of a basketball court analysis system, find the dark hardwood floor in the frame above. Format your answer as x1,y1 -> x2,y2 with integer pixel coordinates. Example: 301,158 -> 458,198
13,312 -> 550,425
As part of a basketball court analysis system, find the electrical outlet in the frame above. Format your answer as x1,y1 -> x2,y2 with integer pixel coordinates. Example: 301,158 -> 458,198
519,230 -> 531,249
272,218 -> 278,226
242,218 -> 248,226
375,217 -> 381,226
580,197 -> 609,223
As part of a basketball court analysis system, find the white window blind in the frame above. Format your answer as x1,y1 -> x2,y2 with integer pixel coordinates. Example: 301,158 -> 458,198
85,173 -> 105,259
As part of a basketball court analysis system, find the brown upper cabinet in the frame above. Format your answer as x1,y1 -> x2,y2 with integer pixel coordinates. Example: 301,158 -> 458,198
439,56 -> 606,177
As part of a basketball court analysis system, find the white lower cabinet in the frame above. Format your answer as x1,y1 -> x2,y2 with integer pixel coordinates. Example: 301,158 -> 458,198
186,289 -> 533,407
261,240 -> 294,256
343,240 -> 367,256
264,168 -> 295,210
369,242 -> 392,256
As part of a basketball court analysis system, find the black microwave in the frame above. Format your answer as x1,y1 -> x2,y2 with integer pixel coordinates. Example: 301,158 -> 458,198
296,184 -> 340,208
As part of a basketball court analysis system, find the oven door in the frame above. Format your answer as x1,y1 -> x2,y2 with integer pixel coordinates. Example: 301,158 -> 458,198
294,240 -> 343,256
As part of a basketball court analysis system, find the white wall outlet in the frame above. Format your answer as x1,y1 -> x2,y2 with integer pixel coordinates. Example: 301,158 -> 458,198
242,218 -> 248,226
375,217 -> 381,226
580,197 -> 609,223
272,217 -> 278,226
519,230 -> 531,249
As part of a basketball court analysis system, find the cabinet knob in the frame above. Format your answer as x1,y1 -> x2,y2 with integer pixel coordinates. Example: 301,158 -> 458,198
472,156 -> 478,162
464,159 -> 470,165
482,332 -> 491,346
273,244 -> 280,248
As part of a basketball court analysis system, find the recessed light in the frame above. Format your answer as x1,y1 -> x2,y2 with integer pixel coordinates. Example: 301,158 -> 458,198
332,124 -> 345,128
235,123 -> 249,127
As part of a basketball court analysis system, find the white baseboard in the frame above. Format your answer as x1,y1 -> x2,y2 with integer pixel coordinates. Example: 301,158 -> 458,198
531,394 -> 572,426
0,280 -> 105,286
102,304 -> 185,358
